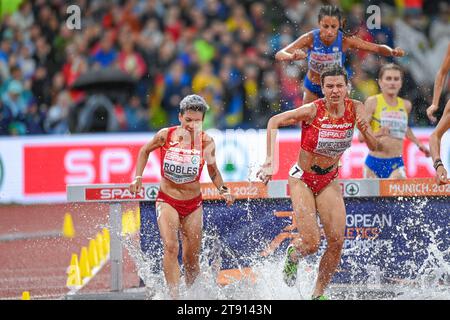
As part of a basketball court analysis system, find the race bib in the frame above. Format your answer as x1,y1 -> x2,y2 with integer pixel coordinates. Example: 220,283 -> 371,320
315,128 -> 354,157
308,52 -> 342,75
163,147 -> 201,184
380,111 -> 408,140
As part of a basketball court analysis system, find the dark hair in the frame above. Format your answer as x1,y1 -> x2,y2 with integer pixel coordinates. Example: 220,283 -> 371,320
318,5 -> 342,24
318,5 -> 353,36
320,65 -> 348,86
378,63 -> 404,80
179,94 -> 209,116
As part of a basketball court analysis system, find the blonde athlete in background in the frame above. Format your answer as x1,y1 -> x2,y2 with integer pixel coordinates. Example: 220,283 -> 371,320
258,66 -> 380,300
426,42 -> 450,123
130,94 -> 235,299
359,63 -> 430,179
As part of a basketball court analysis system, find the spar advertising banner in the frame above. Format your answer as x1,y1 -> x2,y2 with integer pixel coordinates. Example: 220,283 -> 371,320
0,128 -> 447,203
140,197 -> 450,284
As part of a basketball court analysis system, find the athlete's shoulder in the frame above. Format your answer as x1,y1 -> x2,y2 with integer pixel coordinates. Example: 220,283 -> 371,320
154,127 -> 170,144
348,98 -> 364,113
401,98 -> 412,112
307,99 -> 322,111
159,126 -> 175,137
364,95 -> 379,105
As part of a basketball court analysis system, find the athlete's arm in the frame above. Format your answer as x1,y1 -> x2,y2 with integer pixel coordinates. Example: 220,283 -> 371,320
130,128 -> 168,193
358,95 -> 377,142
275,32 -> 313,61
354,101 -> 380,151
203,135 -> 235,206
344,36 -> 405,57
429,102 -> 450,184
258,104 -> 316,184
404,100 -> 430,156
427,43 -> 450,123
406,127 -> 430,156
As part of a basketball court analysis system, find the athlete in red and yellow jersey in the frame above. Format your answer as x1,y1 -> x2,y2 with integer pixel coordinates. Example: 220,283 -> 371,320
130,94 -> 235,299
258,66 -> 379,300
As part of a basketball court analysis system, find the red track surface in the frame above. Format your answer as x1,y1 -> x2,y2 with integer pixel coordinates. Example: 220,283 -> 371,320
0,203 -> 140,299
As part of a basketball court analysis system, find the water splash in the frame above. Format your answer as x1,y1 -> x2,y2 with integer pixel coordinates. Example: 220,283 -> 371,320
122,195 -> 449,300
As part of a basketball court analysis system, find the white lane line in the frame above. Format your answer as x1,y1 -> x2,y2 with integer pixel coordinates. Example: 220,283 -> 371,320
0,230 -> 62,242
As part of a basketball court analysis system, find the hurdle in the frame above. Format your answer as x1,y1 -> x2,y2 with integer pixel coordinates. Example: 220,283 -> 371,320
66,178 -> 449,293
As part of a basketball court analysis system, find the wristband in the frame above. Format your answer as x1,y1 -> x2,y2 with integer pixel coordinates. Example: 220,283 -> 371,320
135,176 -> 142,180
433,159 -> 443,170
218,185 -> 229,195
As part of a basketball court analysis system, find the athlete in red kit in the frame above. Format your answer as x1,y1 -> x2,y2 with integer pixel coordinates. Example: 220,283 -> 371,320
130,94 -> 235,299
258,66 -> 380,300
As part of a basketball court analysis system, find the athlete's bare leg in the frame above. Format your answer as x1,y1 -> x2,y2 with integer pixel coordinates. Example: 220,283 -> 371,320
288,176 -> 321,259
156,201 -> 181,299
313,181 -> 346,297
389,167 -> 406,179
364,164 -> 406,179
180,207 -> 203,287
363,165 -> 378,179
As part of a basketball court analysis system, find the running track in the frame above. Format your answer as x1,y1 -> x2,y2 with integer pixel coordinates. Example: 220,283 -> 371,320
0,203 -> 140,300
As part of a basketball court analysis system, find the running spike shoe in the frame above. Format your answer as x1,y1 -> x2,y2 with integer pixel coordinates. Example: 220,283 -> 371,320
282,244 -> 299,287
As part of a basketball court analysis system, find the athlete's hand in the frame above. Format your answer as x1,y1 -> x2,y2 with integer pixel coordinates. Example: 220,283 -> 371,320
221,191 -> 235,207
291,49 -> 307,61
374,126 -> 390,137
418,143 -> 431,157
257,161 -> 273,185
129,177 -> 143,194
435,166 -> 449,185
391,47 -> 405,57
426,104 -> 439,123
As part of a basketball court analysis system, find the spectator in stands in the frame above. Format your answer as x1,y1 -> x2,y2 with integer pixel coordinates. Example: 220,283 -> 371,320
162,60 -> 192,125
2,80 -> 27,119
0,1 -> 446,135
44,90 -> 71,134
124,95 -> 149,132
117,38 -> 147,80
24,98 -> 46,134
90,34 -> 117,68
0,100 -> 13,135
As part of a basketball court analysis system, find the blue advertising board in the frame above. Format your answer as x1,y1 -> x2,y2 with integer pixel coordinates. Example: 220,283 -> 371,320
140,196 -> 449,284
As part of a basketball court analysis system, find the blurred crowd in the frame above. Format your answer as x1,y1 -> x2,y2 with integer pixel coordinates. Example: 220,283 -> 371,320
0,0 -> 449,135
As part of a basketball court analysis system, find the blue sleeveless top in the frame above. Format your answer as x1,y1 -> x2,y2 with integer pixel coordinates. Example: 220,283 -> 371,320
307,29 -> 345,75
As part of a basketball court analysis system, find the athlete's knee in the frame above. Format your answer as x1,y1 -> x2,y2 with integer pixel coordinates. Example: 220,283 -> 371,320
163,240 -> 179,257
304,239 -> 321,255
326,234 -> 344,252
295,236 -> 321,256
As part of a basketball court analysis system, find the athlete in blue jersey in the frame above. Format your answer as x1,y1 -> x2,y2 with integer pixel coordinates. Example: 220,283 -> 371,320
275,5 -> 405,104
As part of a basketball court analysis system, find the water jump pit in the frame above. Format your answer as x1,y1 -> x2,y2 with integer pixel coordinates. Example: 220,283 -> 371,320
64,179 -> 449,300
